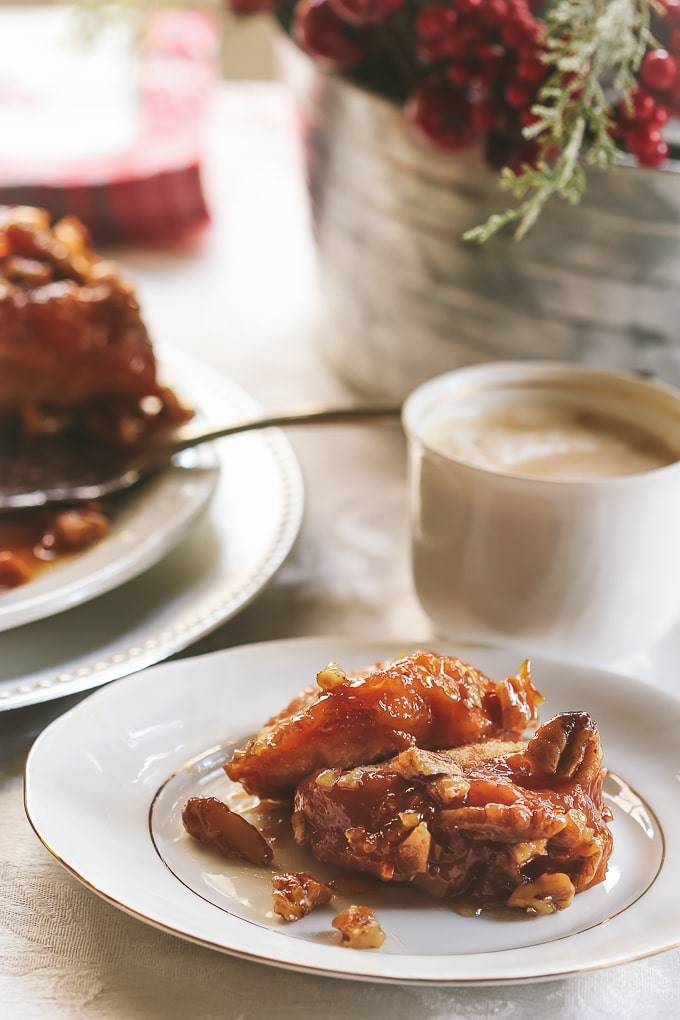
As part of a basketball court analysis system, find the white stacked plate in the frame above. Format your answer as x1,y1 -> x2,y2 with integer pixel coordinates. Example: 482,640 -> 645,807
0,346 -> 303,710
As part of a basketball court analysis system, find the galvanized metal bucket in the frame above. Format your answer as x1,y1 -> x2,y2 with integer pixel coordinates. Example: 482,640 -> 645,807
279,39 -> 680,401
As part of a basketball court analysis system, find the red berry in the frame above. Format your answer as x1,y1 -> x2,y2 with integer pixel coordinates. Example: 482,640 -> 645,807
471,103 -> 495,132
486,0 -> 509,23
415,5 -> 457,40
520,109 -> 541,128
621,88 -> 657,123
638,137 -> 669,167
663,0 -> 680,24
626,125 -> 669,167
641,49 -> 678,93
293,0 -> 364,69
670,29 -> 680,54
502,23 -> 526,47
516,56 -> 545,84
329,0 -> 403,25
626,124 -> 659,149
455,0 -> 482,12
445,63 -> 472,88
406,77 -> 477,152
505,81 -> 532,107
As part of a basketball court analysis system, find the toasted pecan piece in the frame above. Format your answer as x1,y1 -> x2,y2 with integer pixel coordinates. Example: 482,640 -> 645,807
272,871 -> 332,922
507,873 -> 576,914
182,797 -> 273,866
332,905 -> 385,949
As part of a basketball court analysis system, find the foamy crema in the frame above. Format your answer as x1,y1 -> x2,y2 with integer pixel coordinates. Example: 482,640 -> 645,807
425,399 -> 678,480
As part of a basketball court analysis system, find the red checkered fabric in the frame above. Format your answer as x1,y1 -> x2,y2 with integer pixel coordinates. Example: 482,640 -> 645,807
0,11 -> 216,244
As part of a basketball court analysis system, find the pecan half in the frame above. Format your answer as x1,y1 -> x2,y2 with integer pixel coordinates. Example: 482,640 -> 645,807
522,712 -> 602,784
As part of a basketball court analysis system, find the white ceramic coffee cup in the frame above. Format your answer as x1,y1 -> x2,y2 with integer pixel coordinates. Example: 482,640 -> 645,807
403,362 -> 680,667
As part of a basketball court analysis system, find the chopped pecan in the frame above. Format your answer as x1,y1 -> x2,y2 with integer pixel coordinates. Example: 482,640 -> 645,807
332,905 -> 385,949
316,662 -> 347,691
395,821 -> 431,875
507,872 -> 575,914
389,747 -> 466,779
429,774 -> 471,805
3,255 -> 52,286
510,839 -> 548,867
182,797 -> 273,866
550,809 -> 593,853
335,768 -> 364,790
315,769 -> 340,789
272,871 -> 332,922
344,826 -> 377,855
439,802 -> 566,843
441,740 -> 527,771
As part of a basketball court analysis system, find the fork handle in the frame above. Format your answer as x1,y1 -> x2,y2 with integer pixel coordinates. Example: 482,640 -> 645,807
149,404 -> 403,458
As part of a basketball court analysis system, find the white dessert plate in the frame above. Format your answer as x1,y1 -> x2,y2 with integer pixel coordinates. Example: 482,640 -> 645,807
24,637 -> 680,985
0,346 -> 219,634
0,352 -> 303,710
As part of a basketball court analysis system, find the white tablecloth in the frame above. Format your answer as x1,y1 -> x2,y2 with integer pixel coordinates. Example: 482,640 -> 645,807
1,84 -> 679,1020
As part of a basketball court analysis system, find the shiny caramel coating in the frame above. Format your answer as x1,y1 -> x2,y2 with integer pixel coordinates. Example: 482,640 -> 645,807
226,652 -> 543,799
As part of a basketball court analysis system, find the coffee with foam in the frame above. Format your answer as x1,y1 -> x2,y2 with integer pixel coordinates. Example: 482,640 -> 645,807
425,400 -> 677,480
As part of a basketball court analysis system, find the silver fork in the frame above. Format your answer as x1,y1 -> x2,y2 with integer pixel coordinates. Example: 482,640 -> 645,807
0,404 -> 402,511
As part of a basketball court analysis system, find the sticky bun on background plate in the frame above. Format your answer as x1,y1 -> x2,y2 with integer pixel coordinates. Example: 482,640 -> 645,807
182,652 -> 614,948
0,205 -> 191,590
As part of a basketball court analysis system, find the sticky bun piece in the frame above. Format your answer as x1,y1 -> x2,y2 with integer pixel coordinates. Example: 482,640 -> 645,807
292,712 -> 612,914
225,652 -> 543,799
0,205 -> 190,444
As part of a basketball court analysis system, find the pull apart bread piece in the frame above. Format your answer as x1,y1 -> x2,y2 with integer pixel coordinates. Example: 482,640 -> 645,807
225,652 -> 543,800
293,712 -> 613,913
0,205 -> 190,443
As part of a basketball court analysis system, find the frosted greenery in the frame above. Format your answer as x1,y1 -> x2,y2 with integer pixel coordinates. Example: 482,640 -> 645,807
464,0 -> 661,242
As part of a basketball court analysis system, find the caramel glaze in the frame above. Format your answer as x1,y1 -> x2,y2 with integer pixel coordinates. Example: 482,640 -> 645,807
0,504 -> 109,590
226,652 -> 543,800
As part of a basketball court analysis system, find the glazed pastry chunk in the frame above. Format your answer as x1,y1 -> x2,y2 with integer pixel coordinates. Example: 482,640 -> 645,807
0,205 -> 190,444
225,652 -> 543,799
292,712 -> 612,912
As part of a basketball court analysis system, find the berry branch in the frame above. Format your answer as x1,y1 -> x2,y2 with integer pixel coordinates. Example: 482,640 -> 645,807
80,0 -> 679,242
464,0 -> 661,243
